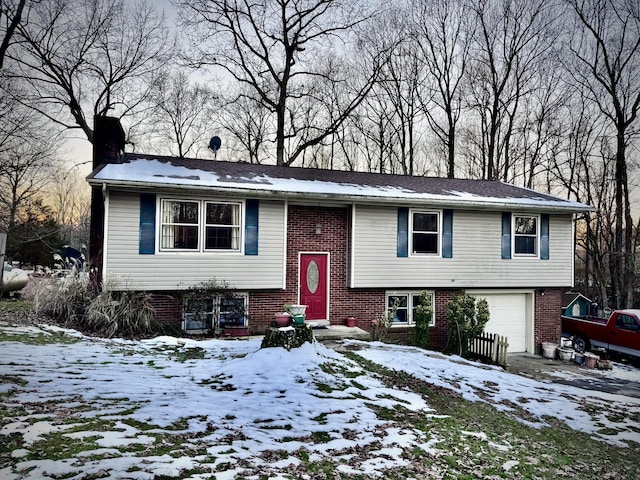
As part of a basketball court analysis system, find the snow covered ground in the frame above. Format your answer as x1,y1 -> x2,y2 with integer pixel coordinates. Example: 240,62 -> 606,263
1,324 -> 639,479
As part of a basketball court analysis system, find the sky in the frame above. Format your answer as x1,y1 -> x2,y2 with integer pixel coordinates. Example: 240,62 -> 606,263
1,322 -> 639,479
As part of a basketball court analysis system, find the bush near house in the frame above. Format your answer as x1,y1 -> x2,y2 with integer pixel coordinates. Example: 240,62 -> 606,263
446,292 -> 490,357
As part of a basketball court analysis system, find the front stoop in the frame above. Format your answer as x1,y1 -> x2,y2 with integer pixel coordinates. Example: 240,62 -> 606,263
310,325 -> 370,342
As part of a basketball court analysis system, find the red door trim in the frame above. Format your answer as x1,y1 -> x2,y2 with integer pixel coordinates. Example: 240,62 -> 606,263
298,252 -> 329,321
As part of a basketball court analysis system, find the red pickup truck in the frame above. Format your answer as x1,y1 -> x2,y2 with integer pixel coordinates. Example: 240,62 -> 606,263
561,309 -> 640,358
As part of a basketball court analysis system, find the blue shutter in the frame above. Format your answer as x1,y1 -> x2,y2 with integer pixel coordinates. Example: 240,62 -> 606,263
245,199 -> 259,255
397,207 -> 409,257
540,213 -> 549,260
442,209 -> 453,258
501,212 -> 511,259
139,194 -> 156,255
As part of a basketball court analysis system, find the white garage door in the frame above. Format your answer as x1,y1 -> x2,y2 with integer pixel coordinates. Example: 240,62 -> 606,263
470,292 -> 528,353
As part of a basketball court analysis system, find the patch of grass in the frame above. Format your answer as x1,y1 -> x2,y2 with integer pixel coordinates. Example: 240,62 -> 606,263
0,374 -> 27,386
311,431 -> 332,443
347,352 -> 640,480
169,347 -> 205,362
26,432 -> 102,461
0,330 -> 79,345
0,299 -> 32,314
319,361 -> 364,378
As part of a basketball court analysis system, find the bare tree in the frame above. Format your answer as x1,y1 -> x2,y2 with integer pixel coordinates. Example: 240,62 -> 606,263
5,0 -> 171,143
47,166 -> 90,247
219,86 -> 271,164
565,0 -> 640,308
0,102 -> 59,234
410,0 -> 472,178
144,71 -> 219,158
0,0 -> 26,69
466,0 -> 558,181
177,0 -> 386,167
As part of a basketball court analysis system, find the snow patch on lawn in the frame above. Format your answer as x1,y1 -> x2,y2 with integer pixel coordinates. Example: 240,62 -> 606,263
1,326 -> 639,479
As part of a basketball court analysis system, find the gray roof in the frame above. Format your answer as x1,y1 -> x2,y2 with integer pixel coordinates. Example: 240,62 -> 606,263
88,153 -> 592,212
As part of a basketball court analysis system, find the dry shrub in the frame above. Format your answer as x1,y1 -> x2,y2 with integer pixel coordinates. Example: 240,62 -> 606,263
35,274 -> 157,337
85,290 -> 157,338
34,272 -> 92,328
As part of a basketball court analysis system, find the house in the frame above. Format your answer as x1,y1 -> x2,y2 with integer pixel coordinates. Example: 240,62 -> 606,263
87,116 -> 592,353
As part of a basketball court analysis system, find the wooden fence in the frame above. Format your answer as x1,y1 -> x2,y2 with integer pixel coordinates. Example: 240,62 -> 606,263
469,332 -> 509,367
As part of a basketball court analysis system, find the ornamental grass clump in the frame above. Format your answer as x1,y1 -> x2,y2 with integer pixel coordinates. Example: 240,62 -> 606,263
34,271 -> 93,328
446,292 -> 490,357
85,290 -> 157,338
35,274 -> 157,337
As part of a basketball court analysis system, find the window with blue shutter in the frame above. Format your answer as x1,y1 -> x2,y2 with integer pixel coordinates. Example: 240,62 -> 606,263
139,194 -> 156,254
397,207 -> 409,257
442,209 -> 453,258
244,199 -> 259,255
501,212 -> 512,259
540,214 -> 549,260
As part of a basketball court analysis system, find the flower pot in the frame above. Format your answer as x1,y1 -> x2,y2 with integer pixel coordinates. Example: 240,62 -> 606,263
573,352 -> 585,365
346,316 -> 356,328
288,305 -> 307,316
583,352 -> 599,369
292,313 -> 305,325
274,312 -> 291,327
542,342 -> 557,359
557,346 -> 574,362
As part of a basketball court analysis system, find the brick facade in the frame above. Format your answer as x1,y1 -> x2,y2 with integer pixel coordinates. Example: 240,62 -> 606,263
251,205 -> 385,333
533,288 -> 564,352
145,204 -> 567,353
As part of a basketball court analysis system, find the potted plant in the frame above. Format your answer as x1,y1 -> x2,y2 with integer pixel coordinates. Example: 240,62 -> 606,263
346,316 -> 356,327
274,308 -> 291,327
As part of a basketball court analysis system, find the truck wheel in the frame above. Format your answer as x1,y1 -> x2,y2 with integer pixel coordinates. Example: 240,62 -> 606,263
572,335 -> 590,353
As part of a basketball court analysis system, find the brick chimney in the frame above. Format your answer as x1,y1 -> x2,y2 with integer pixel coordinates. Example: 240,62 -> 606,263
89,116 -> 125,288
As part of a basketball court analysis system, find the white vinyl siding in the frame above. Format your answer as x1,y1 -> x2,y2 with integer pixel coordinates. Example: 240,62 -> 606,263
351,205 -> 574,288
104,192 -> 285,290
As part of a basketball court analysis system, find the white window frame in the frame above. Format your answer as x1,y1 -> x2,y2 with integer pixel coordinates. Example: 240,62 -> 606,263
385,291 -> 436,327
159,198 -> 243,253
513,213 -> 539,258
182,293 -> 249,333
410,210 -> 441,256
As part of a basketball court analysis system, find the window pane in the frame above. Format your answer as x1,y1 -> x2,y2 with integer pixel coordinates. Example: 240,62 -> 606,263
515,216 -> 536,235
388,295 -> 408,309
393,308 -> 408,323
205,226 -> 239,250
388,295 -> 408,323
219,297 -> 246,327
162,225 -> 198,249
206,203 -> 235,225
413,233 -> 438,254
515,236 -> 536,254
413,213 -> 438,232
165,201 -> 198,224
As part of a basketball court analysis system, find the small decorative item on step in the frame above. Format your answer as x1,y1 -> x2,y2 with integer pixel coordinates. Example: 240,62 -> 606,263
346,316 -> 356,328
583,352 -> 599,369
274,312 -> 291,327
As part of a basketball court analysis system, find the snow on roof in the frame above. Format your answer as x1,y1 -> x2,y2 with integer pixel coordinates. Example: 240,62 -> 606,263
88,154 -> 593,212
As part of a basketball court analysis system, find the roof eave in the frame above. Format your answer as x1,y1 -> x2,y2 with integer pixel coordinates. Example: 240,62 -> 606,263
87,178 -> 595,213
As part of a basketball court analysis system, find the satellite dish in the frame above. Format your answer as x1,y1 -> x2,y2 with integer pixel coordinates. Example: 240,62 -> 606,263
208,136 -> 221,160
209,136 -> 221,150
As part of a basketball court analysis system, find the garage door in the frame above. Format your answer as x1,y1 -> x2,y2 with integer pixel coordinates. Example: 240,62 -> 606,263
470,292 -> 528,353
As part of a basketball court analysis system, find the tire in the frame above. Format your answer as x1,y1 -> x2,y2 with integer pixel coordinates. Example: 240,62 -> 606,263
572,335 -> 590,353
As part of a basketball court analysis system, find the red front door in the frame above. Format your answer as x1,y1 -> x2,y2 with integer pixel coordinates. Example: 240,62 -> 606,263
299,253 -> 328,321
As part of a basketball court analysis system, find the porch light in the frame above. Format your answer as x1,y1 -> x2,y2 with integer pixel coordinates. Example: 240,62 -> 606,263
315,223 -> 322,235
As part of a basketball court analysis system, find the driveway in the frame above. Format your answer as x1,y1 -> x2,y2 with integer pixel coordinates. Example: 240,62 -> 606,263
506,353 -> 640,399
